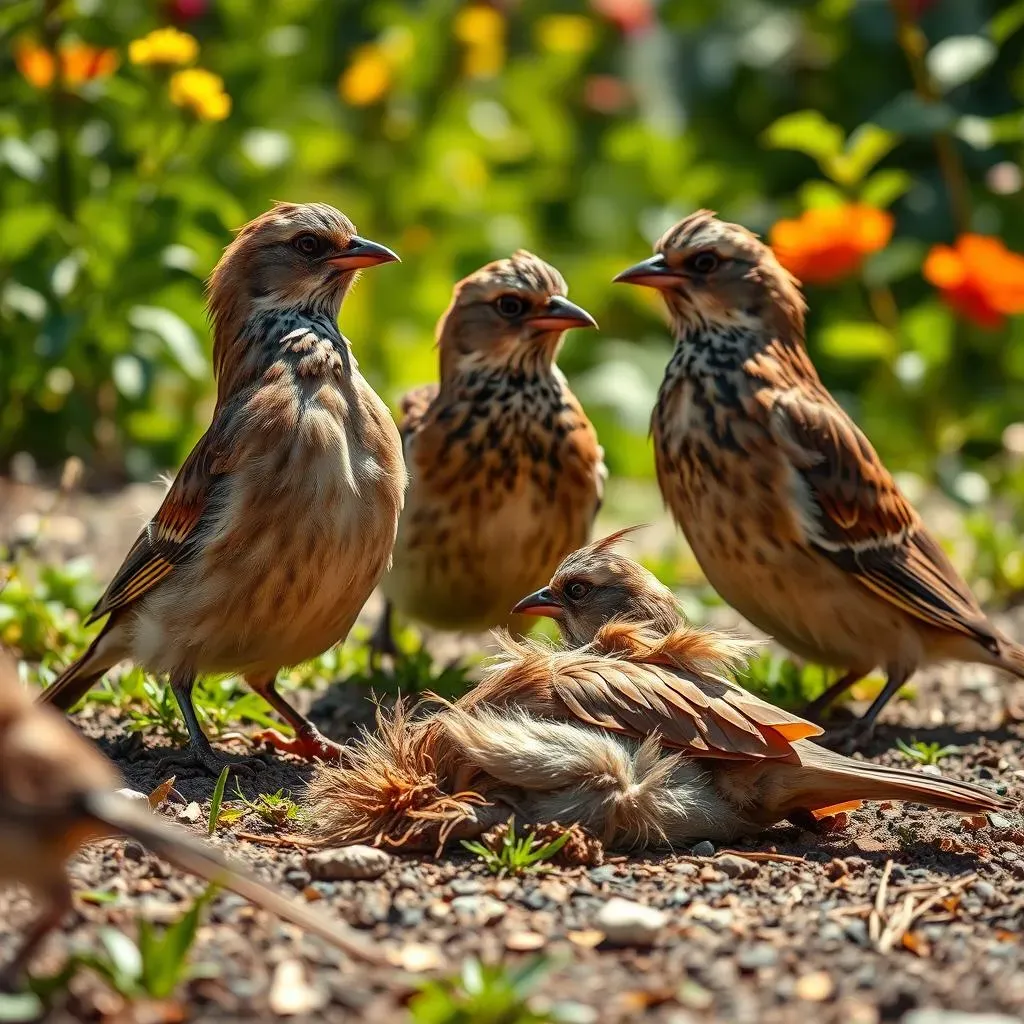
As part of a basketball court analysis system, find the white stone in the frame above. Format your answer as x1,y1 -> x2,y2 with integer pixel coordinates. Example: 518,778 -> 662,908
306,845 -> 392,881
596,897 -> 667,946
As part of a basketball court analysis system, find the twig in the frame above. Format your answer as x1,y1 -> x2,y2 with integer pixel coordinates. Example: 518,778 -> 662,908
869,858 -> 893,945
235,831 -> 316,849
715,849 -> 807,864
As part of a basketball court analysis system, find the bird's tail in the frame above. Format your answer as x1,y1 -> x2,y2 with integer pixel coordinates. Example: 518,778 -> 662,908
78,789 -> 388,965
37,629 -> 121,710
761,741 -> 1015,819
995,637 -> 1024,681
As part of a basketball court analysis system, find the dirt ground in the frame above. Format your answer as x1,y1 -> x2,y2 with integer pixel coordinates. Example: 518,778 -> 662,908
1,478 -> 1023,1023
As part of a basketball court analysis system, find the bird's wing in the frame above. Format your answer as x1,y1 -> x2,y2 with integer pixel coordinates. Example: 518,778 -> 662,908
398,383 -> 439,447
87,425 -> 240,624
768,389 -> 998,648
550,652 -> 821,761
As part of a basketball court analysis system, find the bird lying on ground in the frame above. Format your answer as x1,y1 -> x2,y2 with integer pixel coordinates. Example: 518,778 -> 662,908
614,210 -> 1024,746
38,202 -> 406,772
0,652 -> 386,986
371,250 -> 604,660
305,534 -> 1014,853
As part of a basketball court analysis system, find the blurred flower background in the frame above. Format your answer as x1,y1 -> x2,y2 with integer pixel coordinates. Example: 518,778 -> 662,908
3,0 -> 1024,589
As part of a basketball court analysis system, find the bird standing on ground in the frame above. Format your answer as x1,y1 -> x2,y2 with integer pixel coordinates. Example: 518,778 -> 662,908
0,653 -> 385,985
306,537 -> 1012,853
371,251 -> 604,658
39,202 -> 406,771
613,210 -> 1024,743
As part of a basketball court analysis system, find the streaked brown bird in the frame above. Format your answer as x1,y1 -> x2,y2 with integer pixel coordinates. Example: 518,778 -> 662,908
371,250 -> 604,657
614,210 -> 1024,744
39,203 -> 406,771
0,653 -> 385,985
306,537 -> 1012,853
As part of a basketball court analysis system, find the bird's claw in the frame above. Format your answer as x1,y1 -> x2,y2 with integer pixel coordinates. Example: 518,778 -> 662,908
156,744 -> 256,778
252,727 -> 346,763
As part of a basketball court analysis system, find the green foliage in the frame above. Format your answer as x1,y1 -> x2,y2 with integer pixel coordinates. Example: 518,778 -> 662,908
896,737 -> 960,766
738,653 -> 832,709
462,818 -> 571,877
410,958 -> 558,1024
207,765 -> 230,835
231,782 -> 302,828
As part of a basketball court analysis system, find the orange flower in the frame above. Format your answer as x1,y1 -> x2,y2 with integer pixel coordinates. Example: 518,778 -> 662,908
923,235 -> 1024,329
15,39 -> 118,89
770,205 -> 893,285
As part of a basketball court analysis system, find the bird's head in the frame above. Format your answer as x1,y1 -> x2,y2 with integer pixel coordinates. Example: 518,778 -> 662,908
614,210 -> 806,353
207,202 -> 398,365
511,527 -> 680,648
436,250 -> 596,379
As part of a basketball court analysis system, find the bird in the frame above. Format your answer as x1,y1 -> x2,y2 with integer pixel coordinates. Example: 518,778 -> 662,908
304,536 -> 1013,853
0,652 -> 386,985
370,250 -> 605,659
38,202 -> 406,772
613,210 -> 1024,744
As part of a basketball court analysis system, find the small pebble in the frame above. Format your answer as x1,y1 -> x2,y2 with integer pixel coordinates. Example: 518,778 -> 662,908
449,877 -> 483,895
596,897 -> 667,946
587,865 -> 619,883
795,971 -> 834,1002
284,868 -> 311,889
901,1013 -> 1022,1024
450,895 -> 506,926
177,801 -> 202,823
505,931 -> 546,951
672,862 -> 699,877
717,854 -> 759,880
989,813 -> 1013,830
690,840 -> 715,857
737,943 -> 778,970
306,845 -> 392,881
268,959 -> 326,1016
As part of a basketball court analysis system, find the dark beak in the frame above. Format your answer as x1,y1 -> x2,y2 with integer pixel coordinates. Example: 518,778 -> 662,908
511,586 -> 564,619
613,253 -> 679,288
526,295 -> 598,332
328,235 -> 401,271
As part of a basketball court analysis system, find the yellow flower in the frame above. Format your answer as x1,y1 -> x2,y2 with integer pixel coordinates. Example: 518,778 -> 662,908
169,68 -> 230,121
535,15 -> 595,54
129,26 -> 199,67
339,43 -> 392,106
454,5 -> 505,79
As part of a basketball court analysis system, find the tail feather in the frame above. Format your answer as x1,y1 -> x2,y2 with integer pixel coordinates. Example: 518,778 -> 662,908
783,741 -> 1014,816
38,632 -> 118,710
996,638 -> 1024,681
80,790 -> 389,965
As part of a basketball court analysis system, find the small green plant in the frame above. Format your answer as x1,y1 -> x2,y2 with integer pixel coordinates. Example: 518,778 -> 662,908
207,766 -> 231,835
739,654 -> 831,709
232,783 -> 302,828
410,958 -> 557,1024
896,737 -> 960,766
462,819 -> 570,878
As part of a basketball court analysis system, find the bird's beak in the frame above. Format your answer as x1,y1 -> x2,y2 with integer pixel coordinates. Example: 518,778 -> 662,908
511,586 -> 564,619
613,253 -> 680,289
328,236 -> 401,270
526,295 -> 599,332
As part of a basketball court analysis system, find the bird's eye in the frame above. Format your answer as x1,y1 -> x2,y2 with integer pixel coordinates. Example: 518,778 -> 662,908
293,233 -> 322,256
495,294 -> 527,319
565,581 -> 591,601
686,251 -> 720,274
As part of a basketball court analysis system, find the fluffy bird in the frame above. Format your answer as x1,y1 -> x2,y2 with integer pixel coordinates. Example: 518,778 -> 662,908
0,653 -> 385,984
306,537 -> 1011,853
614,210 -> 1024,742
39,203 -> 406,770
371,251 -> 604,657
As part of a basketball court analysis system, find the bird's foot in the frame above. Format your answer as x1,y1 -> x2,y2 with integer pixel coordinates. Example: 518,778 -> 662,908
156,741 -> 256,778
252,725 -> 346,762
821,720 -> 876,755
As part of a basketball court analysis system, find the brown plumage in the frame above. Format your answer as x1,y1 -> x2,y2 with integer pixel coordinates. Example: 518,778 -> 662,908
0,653 -> 385,983
370,251 -> 605,656
614,210 -> 1024,744
39,203 -> 406,770
306,539 -> 1013,853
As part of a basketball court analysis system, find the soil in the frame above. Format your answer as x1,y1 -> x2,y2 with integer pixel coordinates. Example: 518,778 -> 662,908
1,478 -> 1023,1024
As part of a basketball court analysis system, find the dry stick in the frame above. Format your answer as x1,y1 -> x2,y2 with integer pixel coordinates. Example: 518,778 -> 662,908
869,859 -> 894,945
236,831 -> 316,849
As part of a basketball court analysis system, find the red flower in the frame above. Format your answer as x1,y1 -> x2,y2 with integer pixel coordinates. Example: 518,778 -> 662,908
923,235 -> 1024,330
590,0 -> 653,35
166,0 -> 209,20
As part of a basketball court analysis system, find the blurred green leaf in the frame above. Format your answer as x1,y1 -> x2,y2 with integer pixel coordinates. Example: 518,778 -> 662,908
871,94 -> 957,136
859,169 -> 912,208
762,110 -> 844,164
989,1 -> 1024,45
127,306 -> 206,380
827,125 -> 897,187
0,206 -> 57,260
819,322 -> 895,362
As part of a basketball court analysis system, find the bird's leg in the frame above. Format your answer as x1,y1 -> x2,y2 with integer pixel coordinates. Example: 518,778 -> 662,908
158,670 -> 254,776
825,666 -> 909,753
248,673 -> 346,762
368,600 -> 400,669
803,669 -> 863,721
0,881 -> 71,990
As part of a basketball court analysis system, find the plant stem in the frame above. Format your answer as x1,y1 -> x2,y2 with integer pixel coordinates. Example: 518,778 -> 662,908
43,0 -> 75,223
889,0 -> 971,235
866,282 -> 901,334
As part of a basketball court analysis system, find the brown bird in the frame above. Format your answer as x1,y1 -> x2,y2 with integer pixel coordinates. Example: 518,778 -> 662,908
370,250 -> 604,658
613,210 -> 1024,744
306,537 -> 1012,853
0,653 -> 385,984
39,203 -> 406,771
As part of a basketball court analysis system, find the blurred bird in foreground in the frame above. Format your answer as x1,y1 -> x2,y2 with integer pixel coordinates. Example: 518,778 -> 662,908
371,251 -> 604,659
39,202 -> 406,771
306,536 -> 1012,853
614,210 -> 1024,745
0,653 -> 385,985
